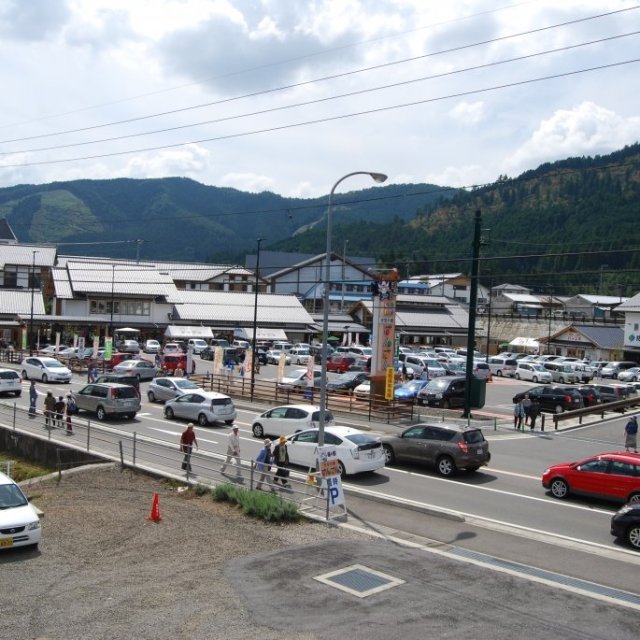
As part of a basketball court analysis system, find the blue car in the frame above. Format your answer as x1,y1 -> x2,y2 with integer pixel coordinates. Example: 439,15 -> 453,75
394,379 -> 430,401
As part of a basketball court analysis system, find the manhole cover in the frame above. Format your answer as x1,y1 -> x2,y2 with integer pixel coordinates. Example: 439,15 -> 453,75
314,564 -> 405,598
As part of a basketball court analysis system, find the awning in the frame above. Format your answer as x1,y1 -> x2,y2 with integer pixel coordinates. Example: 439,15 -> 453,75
116,327 -> 140,333
164,325 -> 214,339
509,337 -> 540,349
234,327 -> 288,341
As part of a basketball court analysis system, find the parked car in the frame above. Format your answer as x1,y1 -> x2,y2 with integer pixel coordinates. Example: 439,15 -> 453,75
147,377 -> 200,403
543,362 -> 579,384
326,354 -> 357,373
610,502 -> 640,550
94,373 -> 141,391
187,339 -> 208,354
164,391 -> 237,426
103,352 -> 136,369
348,356 -> 372,372
277,368 -> 323,391
209,338 -> 230,348
20,357 -> 72,383
601,361 -> 638,379
266,350 -> 291,365
353,379 -> 371,400
112,359 -> 157,381
0,470 -> 41,550
487,356 -> 518,378
161,353 -> 188,375
380,423 -> 491,476
326,371 -> 369,394
284,426 -> 385,477
575,384 -> 602,407
473,362 -> 492,381
512,385 -> 584,413
116,339 -> 140,354
251,404 -> 334,438
394,379 -> 429,401
421,358 -> 447,378
618,367 -> 640,382
568,362 -> 595,383
416,376 -> 466,409
0,368 -> 22,396
514,362 -> 553,384
592,383 -> 631,403
542,452 -> 640,503
348,345 -> 373,357
72,382 -> 141,420
163,342 -> 183,355
289,348 -> 312,365
143,339 -> 161,354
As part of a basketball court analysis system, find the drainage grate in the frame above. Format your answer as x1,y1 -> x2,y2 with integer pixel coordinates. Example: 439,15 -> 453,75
314,564 -> 405,598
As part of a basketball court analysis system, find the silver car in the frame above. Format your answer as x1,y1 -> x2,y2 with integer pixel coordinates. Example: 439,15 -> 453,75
164,391 -> 237,426
112,359 -> 158,381
73,383 -> 141,420
147,377 -> 200,403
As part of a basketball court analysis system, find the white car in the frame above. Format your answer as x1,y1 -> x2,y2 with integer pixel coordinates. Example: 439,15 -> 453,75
143,339 -> 161,354
0,471 -> 41,550
163,343 -> 183,355
289,348 -> 312,365
284,426 -> 385,477
353,379 -> 371,400
277,368 -> 322,390
266,350 -> 291,365
164,390 -> 237,426
20,356 -> 72,383
0,368 -> 22,396
514,362 -> 552,383
618,367 -> 640,382
251,404 -> 334,438
187,339 -> 208,354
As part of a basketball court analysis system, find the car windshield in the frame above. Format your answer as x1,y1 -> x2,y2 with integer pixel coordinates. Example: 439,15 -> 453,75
0,483 -> 28,509
532,365 -> 546,371
174,379 -> 198,389
40,358 -> 65,369
403,381 -> 424,391
335,372 -> 359,382
426,378 -> 450,390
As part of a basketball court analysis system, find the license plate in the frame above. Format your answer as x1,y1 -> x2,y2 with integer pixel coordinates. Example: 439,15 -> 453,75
0,538 -> 14,547
477,448 -> 483,454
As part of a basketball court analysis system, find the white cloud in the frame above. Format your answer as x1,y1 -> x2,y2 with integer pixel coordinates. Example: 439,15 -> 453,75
122,144 -> 212,178
450,101 -> 485,125
505,102 -> 640,175
219,172 -> 276,193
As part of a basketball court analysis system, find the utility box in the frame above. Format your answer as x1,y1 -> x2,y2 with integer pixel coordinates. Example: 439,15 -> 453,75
470,377 -> 486,408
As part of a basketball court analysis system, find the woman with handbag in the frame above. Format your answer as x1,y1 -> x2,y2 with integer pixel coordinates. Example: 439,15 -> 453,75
272,435 -> 290,488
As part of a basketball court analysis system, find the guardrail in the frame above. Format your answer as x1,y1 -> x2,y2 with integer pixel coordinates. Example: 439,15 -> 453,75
548,395 -> 640,429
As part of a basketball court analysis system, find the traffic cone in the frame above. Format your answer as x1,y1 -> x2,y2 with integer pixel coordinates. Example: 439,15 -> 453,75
147,493 -> 162,523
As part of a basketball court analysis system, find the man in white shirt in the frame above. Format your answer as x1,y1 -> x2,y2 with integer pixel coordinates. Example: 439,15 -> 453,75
220,424 -> 242,478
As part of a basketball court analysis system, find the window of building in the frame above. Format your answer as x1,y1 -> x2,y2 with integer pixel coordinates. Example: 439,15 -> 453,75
3,267 -> 17,288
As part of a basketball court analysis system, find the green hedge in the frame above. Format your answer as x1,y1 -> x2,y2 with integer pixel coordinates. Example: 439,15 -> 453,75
211,483 -> 301,522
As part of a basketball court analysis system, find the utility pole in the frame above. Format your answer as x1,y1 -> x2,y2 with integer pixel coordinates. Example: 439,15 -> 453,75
463,210 -> 481,419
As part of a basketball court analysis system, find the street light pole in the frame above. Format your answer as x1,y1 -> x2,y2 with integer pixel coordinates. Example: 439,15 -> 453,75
547,290 -> 553,355
250,238 -> 265,401
28,250 -> 38,355
318,171 -> 387,448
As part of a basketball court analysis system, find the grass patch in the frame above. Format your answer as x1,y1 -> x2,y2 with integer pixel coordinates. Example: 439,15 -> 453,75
0,453 -> 54,483
212,483 -> 301,523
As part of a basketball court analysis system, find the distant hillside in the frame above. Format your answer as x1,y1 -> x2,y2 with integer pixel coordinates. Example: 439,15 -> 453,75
0,177 -> 448,263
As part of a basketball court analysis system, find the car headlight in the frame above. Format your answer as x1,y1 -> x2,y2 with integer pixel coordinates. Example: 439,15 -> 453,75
543,468 -> 550,475
27,520 -> 41,531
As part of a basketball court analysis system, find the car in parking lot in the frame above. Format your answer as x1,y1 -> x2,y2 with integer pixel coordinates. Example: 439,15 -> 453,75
353,379 -> 371,400
116,339 -> 140,354
163,342 -> 183,355
611,502 -> 640,550
416,376 -> 466,408
473,362 -> 492,381
394,379 -> 429,401
143,339 -> 161,354
94,373 -> 141,392
161,353 -> 188,375
575,384 -> 602,407
601,361 -> 638,379
103,352 -> 136,369
288,348 -> 312,365
380,423 -> 491,476
592,383 -> 631,403
164,391 -> 237,426
277,368 -> 323,391
72,382 -> 141,420
326,371 -> 369,394
542,452 -> 640,503
112,359 -> 157,381
284,426 -> 385,477
251,404 -> 334,438
326,354 -> 356,373
0,471 -> 41,550
20,357 -> 72,383
512,385 -> 584,413
266,350 -> 291,365
514,362 -> 552,383
543,362 -> 579,384
618,367 -> 640,382
0,368 -> 22,396
187,339 -> 208,354
487,356 -> 517,377
147,377 -> 200,403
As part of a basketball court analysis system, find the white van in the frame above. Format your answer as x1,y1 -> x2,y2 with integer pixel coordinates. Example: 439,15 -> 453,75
187,339 -> 208,354
232,339 -> 250,350
0,471 -> 41,550
273,342 -> 293,352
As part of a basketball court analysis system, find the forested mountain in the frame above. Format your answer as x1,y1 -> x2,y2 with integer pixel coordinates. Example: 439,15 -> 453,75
0,142 -> 639,295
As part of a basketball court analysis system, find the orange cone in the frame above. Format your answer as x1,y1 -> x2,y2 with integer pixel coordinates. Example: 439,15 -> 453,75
147,493 -> 162,523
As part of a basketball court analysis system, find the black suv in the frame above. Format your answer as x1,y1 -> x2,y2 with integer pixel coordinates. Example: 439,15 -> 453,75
417,376 -> 466,409
512,385 -> 583,413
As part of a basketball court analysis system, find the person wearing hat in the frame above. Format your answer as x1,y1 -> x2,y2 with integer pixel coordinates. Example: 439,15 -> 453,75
625,415 -> 638,452
43,391 -> 55,429
272,435 -> 290,488
255,438 -> 273,491
179,423 -> 198,473
64,393 -> 76,435
220,424 -> 242,479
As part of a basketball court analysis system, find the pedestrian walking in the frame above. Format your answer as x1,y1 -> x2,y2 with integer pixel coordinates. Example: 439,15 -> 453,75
28,380 -> 38,418
625,415 -> 638,452
220,424 -> 242,478
255,439 -> 273,491
44,391 -> 55,429
529,399 -> 541,431
54,396 -> 65,429
522,393 -> 532,426
180,423 -> 198,473
174,365 -> 184,378
272,435 -> 291,488
513,398 -> 525,430
65,393 -> 76,435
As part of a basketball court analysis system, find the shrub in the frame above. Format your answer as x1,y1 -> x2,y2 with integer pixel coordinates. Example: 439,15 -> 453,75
212,483 -> 300,523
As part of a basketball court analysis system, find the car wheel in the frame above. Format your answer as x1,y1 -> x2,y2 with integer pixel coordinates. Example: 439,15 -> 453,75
14,390 -> 21,397
21,370 -> 28,380
148,391 -> 156,403
442,399 -> 450,409
515,373 -> 521,380
633,377 -> 638,382
555,404 -> 565,414
532,376 -> 538,383
96,406 -> 107,421
627,524 -> 640,550
224,419 -> 234,425
165,407 -> 174,419
550,478 -> 569,499
559,377 -> 565,384
628,492 -> 640,504
382,444 -> 395,465
252,423 -> 264,438
497,370 -> 503,377
336,460 -> 346,478
136,374 -> 142,382
41,374 -> 48,383
197,413 -> 209,427
437,456 -> 456,477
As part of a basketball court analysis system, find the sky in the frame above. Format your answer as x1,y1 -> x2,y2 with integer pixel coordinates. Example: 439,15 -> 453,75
0,0 -> 639,198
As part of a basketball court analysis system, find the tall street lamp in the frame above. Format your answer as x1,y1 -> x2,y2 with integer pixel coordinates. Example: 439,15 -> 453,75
318,171 -> 387,447
28,250 -> 39,354
250,238 -> 265,400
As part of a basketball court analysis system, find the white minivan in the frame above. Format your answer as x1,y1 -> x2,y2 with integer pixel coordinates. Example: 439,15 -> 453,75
0,471 -> 42,550
187,339 -> 208,354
